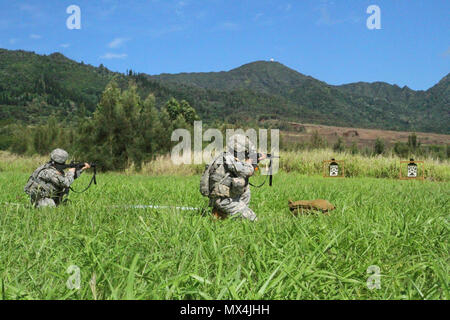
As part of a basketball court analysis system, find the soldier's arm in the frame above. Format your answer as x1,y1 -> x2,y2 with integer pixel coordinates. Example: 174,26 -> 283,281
224,154 -> 254,178
75,163 -> 90,178
39,168 -> 75,189
75,168 -> 83,179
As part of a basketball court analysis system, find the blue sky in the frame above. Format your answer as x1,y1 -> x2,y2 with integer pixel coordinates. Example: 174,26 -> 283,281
1,0 -> 448,90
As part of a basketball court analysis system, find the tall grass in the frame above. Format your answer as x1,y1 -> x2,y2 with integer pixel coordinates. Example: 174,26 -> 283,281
0,151 -> 47,173
2,150 -> 449,181
280,150 -> 450,181
0,171 -> 448,299
125,155 -> 204,176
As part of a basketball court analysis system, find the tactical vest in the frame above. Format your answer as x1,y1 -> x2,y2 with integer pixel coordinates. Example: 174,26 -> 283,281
200,153 -> 247,198
24,163 -> 54,198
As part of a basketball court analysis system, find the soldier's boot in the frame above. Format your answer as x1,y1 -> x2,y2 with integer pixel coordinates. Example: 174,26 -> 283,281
212,207 -> 227,220
36,198 -> 57,208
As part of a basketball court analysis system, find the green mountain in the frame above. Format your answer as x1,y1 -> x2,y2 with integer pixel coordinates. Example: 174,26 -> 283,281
0,49 -> 448,133
0,49 -> 114,123
150,61 -> 449,133
152,61 -> 311,93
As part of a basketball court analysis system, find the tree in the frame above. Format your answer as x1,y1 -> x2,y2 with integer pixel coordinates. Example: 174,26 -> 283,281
119,83 -> 143,167
374,138 -> 385,155
394,142 -> 409,158
75,80 -> 126,170
408,133 -> 420,151
157,108 -> 174,154
165,98 -> 181,121
76,81 -> 188,170
180,100 -> 198,125
131,93 -> 161,170
350,141 -> 359,155
309,130 -> 327,149
333,137 -> 345,153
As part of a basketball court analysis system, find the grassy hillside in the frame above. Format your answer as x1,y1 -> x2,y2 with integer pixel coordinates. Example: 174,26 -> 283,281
0,49 -> 448,133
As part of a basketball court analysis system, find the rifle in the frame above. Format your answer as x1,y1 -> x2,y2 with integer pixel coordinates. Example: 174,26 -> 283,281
62,162 -> 98,193
249,153 -> 280,187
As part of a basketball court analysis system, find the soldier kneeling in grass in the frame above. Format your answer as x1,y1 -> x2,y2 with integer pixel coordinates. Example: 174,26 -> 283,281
24,148 -> 90,208
200,134 -> 265,221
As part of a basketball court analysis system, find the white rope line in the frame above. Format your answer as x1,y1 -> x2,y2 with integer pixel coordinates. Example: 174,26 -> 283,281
2,202 -> 202,211
113,204 -> 202,211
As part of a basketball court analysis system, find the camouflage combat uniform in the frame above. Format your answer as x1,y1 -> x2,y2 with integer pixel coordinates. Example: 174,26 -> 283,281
209,153 -> 257,221
205,135 -> 258,221
24,149 -> 82,208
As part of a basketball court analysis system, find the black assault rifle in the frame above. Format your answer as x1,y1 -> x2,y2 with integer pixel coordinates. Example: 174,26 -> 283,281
249,153 -> 280,187
60,161 -> 98,193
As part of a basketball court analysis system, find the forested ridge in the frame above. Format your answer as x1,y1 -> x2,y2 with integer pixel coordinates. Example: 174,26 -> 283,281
0,48 -> 448,134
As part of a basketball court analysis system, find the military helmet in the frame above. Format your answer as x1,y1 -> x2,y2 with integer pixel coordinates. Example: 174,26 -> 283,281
226,134 -> 256,156
50,148 -> 69,164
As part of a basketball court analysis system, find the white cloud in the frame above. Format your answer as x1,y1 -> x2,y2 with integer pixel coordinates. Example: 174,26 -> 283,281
60,43 -> 70,48
108,37 -> 129,48
99,4 -> 118,18
101,53 -> 128,59
150,25 -> 186,37
19,4 -> 35,12
9,38 -> 18,44
195,10 -> 207,20
19,4 -> 44,19
253,13 -> 264,21
252,13 -> 274,27
316,0 -> 355,26
175,1 -> 187,17
30,34 -> 42,39
316,6 -> 333,25
276,3 -> 292,12
216,22 -> 240,31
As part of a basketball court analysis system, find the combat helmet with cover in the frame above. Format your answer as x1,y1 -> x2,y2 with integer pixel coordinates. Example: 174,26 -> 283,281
226,133 -> 256,160
50,148 -> 69,164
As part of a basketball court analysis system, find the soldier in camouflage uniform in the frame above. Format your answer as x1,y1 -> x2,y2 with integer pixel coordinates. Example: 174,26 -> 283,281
201,134 -> 265,221
24,148 -> 90,208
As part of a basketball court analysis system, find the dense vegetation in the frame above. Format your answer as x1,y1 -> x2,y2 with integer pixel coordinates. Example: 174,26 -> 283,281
1,78 -> 447,174
3,80 -> 201,171
0,49 -> 448,133
0,50 -> 112,123
0,48 -> 448,168
150,61 -> 449,133
1,168 -> 448,299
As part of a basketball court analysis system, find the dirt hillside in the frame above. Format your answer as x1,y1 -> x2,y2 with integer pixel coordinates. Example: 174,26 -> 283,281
283,122 -> 450,147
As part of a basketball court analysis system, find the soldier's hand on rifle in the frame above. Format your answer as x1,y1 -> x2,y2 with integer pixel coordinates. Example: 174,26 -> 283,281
81,163 -> 91,171
245,158 -> 254,165
258,153 -> 267,161
68,168 -> 76,173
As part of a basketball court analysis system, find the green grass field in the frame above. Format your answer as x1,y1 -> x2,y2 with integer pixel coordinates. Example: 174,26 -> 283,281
0,170 -> 448,300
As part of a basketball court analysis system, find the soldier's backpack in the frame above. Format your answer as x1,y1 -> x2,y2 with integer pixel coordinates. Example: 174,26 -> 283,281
200,155 -> 232,198
24,163 -> 51,196
200,164 -> 213,197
